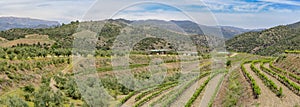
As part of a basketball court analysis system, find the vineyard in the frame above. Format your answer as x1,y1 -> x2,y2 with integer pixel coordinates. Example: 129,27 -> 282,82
0,47 -> 229,107
239,57 -> 300,106
0,15 -> 299,106
0,48 -> 299,106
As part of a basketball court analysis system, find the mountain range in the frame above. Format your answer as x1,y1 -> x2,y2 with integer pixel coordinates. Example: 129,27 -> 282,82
1,17 -> 299,56
115,19 -> 258,39
0,17 -> 60,31
0,17 -> 256,39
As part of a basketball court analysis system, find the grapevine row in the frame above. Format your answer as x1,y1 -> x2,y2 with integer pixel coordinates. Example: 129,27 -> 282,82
269,62 -> 300,83
285,50 -> 300,54
265,62 -> 300,96
133,84 -> 177,107
120,81 -> 178,105
135,82 -> 178,101
240,61 -> 261,98
150,71 -> 212,106
184,76 -> 211,107
250,61 -> 283,97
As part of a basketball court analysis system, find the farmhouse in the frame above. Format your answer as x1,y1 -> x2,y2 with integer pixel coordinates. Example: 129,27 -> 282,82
149,49 -> 169,55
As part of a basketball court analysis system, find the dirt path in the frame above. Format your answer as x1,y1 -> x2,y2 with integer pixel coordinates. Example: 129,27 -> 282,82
244,63 -> 282,107
49,78 -> 58,92
261,63 -> 300,105
230,53 -> 238,57
198,73 -> 225,107
170,76 -> 209,107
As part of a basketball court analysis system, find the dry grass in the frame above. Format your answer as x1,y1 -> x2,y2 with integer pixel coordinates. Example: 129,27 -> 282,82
0,34 -> 55,47
276,54 -> 300,75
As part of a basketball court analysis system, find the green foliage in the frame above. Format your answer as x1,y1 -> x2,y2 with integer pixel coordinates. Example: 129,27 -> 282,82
219,70 -> 244,107
5,95 -> 29,107
185,76 -> 210,107
135,82 -> 178,101
33,83 -> 66,107
226,25 -> 300,56
285,50 -> 300,54
260,61 -> 283,97
151,71 -> 213,107
133,84 -> 177,107
269,62 -> 300,96
270,62 -> 300,82
241,61 -> 261,98
226,60 -> 232,67
22,84 -> 35,93
120,92 -> 136,104
250,61 -> 282,97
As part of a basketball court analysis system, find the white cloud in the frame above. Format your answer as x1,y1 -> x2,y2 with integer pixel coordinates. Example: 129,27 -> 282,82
258,0 -> 300,6
214,11 -> 300,29
0,0 -> 96,23
0,0 -> 299,29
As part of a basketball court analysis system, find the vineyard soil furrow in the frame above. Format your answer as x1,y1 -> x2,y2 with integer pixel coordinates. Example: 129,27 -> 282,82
199,73 -> 225,107
170,76 -> 209,107
121,92 -> 142,107
140,86 -> 176,107
261,63 -> 300,105
269,63 -> 300,86
244,63 -> 281,107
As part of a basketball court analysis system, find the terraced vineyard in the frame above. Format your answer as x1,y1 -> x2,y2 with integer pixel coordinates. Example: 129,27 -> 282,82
118,60 -> 227,107
239,59 -> 300,106
1,16 -> 300,107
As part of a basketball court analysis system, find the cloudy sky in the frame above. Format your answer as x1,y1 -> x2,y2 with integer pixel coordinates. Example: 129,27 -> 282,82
1,0 -> 300,29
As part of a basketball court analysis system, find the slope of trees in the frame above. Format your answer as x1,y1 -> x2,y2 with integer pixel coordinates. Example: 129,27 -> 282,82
226,22 -> 300,56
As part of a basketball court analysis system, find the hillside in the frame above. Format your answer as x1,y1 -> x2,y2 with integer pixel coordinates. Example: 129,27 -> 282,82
170,20 -> 253,39
0,17 -> 59,31
0,19 -> 221,53
0,34 -> 55,47
114,19 -> 252,39
226,21 -> 300,56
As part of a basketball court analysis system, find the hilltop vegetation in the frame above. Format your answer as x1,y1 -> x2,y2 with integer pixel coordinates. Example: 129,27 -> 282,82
1,18 -> 300,106
0,19 -> 220,53
226,22 -> 300,56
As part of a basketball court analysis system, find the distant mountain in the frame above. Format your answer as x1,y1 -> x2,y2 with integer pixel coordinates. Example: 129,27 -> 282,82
226,21 -> 300,56
116,19 -> 251,39
287,21 -> 300,29
170,20 -> 255,39
0,17 -> 60,31
0,19 -> 220,52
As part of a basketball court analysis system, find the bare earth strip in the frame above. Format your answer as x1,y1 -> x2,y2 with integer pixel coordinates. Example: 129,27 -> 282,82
141,86 -> 176,107
199,73 -> 224,107
244,63 -> 281,107
170,76 -> 209,107
261,63 -> 300,106
121,92 -> 141,107
191,85 -> 206,107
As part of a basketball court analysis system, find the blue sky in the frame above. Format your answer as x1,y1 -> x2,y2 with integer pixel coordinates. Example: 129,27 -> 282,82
1,0 -> 300,29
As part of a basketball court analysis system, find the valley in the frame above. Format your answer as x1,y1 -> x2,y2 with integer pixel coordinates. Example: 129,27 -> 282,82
0,18 -> 299,107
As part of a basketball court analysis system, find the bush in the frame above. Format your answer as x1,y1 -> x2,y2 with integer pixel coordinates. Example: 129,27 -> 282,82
6,96 -> 29,107
23,85 -> 35,93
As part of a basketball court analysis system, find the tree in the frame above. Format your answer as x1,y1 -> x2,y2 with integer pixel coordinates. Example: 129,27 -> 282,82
23,85 -> 35,93
33,85 -> 65,107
